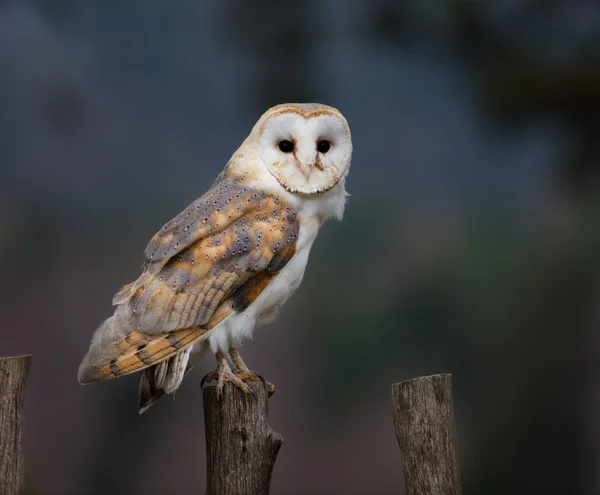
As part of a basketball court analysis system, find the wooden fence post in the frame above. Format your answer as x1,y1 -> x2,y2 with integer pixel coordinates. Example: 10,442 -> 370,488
392,373 -> 462,495
203,381 -> 283,495
0,355 -> 32,495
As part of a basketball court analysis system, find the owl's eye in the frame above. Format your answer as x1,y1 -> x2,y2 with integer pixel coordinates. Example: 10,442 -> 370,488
278,140 -> 294,153
317,140 -> 330,153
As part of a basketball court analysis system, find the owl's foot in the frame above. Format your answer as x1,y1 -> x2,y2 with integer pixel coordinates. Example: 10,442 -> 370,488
229,347 -> 275,396
201,350 -> 253,399
234,370 -> 276,396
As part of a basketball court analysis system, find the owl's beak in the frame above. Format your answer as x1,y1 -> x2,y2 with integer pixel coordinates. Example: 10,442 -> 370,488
297,162 -> 313,181
295,148 -> 317,181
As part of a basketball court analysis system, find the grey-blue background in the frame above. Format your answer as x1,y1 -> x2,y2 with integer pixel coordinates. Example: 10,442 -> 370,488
1,1 -> 598,494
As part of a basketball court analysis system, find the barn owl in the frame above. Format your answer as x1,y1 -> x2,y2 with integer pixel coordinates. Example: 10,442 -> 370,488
77,103 -> 352,413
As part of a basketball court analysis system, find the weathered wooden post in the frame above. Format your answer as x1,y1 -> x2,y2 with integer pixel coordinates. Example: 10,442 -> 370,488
392,373 -> 462,495
203,381 -> 283,495
0,355 -> 32,495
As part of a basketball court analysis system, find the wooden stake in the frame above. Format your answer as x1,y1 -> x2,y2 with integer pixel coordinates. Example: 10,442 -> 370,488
392,373 -> 462,495
0,355 -> 32,495
203,381 -> 283,495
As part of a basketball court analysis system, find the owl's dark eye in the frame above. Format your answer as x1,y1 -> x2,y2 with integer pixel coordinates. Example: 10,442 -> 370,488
317,140 -> 330,153
278,140 -> 294,153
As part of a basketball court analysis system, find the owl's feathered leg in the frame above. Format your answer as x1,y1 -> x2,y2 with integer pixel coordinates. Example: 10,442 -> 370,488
229,347 -> 275,396
229,347 -> 251,372
201,350 -> 252,398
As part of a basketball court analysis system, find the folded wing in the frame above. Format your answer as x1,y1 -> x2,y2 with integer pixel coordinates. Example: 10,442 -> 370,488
78,181 -> 299,384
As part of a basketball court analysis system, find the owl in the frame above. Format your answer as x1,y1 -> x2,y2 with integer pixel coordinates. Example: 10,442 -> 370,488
77,103 -> 352,413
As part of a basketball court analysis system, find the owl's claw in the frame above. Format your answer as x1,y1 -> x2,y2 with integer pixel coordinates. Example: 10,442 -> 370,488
201,349 -> 275,398
229,347 -> 275,396
201,367 -> 254,399
233,369 -> 275,397
200,370 -> 218,389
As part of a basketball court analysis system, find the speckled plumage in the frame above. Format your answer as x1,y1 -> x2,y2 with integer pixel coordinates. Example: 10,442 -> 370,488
77,103 -> 352,412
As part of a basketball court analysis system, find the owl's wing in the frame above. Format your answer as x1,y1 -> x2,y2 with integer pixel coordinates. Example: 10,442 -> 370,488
78,181 -> 299,384
117,179 -> 261,295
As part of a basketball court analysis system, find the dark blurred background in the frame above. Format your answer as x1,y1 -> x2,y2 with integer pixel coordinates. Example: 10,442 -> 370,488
1,1 -> 599,493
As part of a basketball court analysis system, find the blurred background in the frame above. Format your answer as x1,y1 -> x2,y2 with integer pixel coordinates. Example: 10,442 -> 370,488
1,1 -> 599,493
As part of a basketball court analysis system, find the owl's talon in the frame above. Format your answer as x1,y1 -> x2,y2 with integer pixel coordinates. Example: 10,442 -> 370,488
233,369 -> 275,396
266,379 -> 276,397
200,371 -> 219,389
202,349 -> 274,398
228,347 -> 275,396
216,375 -> 253,399
258,374 -> 276,397
203,367 -> 254,399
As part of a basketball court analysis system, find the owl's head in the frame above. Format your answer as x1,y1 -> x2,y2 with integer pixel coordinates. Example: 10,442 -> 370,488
254,103 -> 352,194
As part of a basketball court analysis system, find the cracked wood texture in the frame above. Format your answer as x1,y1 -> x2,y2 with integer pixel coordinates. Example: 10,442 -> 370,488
0,355 -> 32,495
392,374 -> 462,495
203,382 -> 283,495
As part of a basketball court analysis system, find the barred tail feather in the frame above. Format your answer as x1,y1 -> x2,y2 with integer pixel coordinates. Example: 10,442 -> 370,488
138,368 -> 165,414
138,348 -> 194,414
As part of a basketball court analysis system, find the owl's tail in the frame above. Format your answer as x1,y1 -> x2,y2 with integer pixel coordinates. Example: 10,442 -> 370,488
138,340 -> 209,413
78,302 -> 232,412
138,347 -> 190,414
77,317 -> 210,384
78,298 -> 234,386
138,370 -> 166,414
